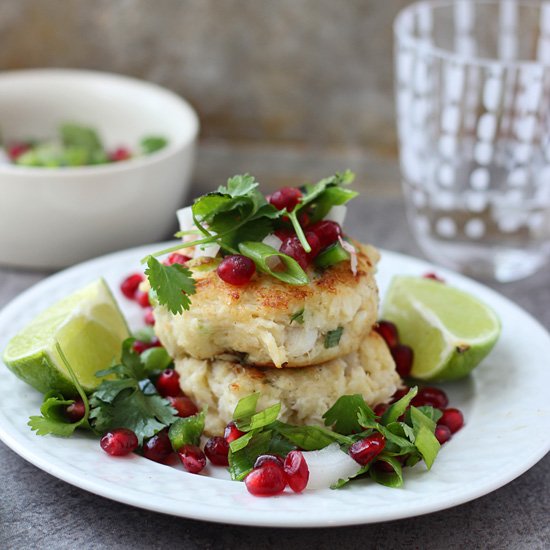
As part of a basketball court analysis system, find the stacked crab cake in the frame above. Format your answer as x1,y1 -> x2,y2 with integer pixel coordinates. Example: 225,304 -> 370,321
153,241 -> 400,436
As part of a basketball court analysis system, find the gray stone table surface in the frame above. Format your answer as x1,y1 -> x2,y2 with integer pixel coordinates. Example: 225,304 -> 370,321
0,148 -> 548,549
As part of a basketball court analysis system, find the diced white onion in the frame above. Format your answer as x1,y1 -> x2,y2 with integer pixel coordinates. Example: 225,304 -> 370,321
339,237 -> 357,276
286,327 -> 318,355
194,243 -> 220,258
176,206 -> 194,233
302,443 -> 361,490
325,205 -> 347,226
262,234 -> 283,269
262,234 -> 283,250
0,148 -> 10,164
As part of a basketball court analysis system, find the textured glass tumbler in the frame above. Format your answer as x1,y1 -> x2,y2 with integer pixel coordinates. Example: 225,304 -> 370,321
394,1 -> 550,282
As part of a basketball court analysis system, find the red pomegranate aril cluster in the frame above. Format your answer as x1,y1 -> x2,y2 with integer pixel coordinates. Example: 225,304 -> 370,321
144,308 -> 155,326
269,187 -> 303,212
65,398 -> 86,423
245,450 -> 310,496
309,220 -> 341,248
100,428 -> 139,456
348,433 -> 386,465
7,142 -> 32,161
217,254 -> 256,286
155,368 -> 182,398
438,408 -> 464,434
224,421 -> 245,443
142,429 -> 173,463
279,235 -> 309,269
375,320 -> 413,378
374,403 -> 388,417
120,273 -> 144,299
135,291 -> 150,308
411,386 -> 449,410
423,272 -> 445,283
178,444 -> 207,474
167,396 -> 198,418
204,436 -> 230,466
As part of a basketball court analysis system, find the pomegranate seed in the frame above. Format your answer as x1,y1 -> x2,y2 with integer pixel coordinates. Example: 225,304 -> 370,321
204,436 -> 229,466
391,387 -> 411,403
167,396 -> 198,418
64,398 -> 86,422
100,428 -> 139,456
155,369 -> 182,397
164,253 -> 191,266
374,403 -> 388,417
245,464 -> 287,496
304,231 -> 321,260
269,187 -> 302,212
375,320 -> 399,348
423,272 -> 445,283
391,344 -> 413,378
109,147 -> 131,162
279,235 -> 310,269
177,444 -> 207,474
120,273 -> 144,299
135,290 -> 150,308
435,424 -> 452,444
309,220 -> 342,248
349,433 -> 386,465
144,308 -> 155,326
142,429 -> 173,463
438,408 -> 464,434
412,386 -> 449,410
254,454 -> 284,469
224,421 -> 245,443
274,227 -> 294,241
217,255 -> 256,286
283,450 -> 309,493
132,337 -> 161,354
7,142 -> 32,161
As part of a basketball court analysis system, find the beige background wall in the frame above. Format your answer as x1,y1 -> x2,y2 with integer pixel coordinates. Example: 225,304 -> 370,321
0,0 -> 411,156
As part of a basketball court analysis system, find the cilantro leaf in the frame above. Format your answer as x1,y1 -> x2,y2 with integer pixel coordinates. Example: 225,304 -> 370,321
28,392 -> 87,436
218,174 -> 259,197
89,339 -> 178,444
145,255 -> 196,314
140,136 -> 167,154
28,344 -> 91,437
323,394 -> 376,435
90,390 -> 176,444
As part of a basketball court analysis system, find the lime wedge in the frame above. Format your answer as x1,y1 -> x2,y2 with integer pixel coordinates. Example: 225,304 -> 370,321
2,279 -> 130,395
381,276 -> 501,381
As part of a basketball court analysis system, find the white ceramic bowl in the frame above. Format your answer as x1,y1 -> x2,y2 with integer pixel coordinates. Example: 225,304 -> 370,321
0,69 -> 199,269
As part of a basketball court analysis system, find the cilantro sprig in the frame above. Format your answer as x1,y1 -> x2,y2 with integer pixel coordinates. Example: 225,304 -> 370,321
226,388 -> 442,489
142,171 -> 358,315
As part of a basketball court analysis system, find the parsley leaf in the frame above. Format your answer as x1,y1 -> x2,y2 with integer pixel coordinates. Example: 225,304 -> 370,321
145,255 -> 196,315
168,408 -> 206,450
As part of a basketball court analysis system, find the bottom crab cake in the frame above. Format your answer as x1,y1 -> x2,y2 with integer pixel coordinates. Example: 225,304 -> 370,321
174,331 -> 400,436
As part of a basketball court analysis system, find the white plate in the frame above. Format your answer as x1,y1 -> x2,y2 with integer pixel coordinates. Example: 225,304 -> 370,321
0,245 -> 549,527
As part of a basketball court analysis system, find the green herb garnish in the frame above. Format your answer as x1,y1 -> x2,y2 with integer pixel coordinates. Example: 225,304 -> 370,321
290,309 -> 305,324
168,408 -> 207,450
324,327 -> 344,348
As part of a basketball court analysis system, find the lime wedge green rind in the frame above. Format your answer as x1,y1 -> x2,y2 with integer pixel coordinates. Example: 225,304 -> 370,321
382,276 -> 501,382
2,279 -> 130,395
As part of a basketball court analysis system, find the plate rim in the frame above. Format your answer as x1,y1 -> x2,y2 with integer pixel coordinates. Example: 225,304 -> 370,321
0,243 -> 549,528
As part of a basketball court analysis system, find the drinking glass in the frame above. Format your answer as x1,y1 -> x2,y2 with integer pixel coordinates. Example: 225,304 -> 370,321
394,0 -> 550,282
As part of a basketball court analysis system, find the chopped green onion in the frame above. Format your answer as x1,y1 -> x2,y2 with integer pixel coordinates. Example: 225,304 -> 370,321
315,243 -> 350,268
324,327 -> 344,348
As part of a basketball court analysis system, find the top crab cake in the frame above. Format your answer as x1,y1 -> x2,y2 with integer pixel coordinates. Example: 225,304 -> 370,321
153,241 -> 380,368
